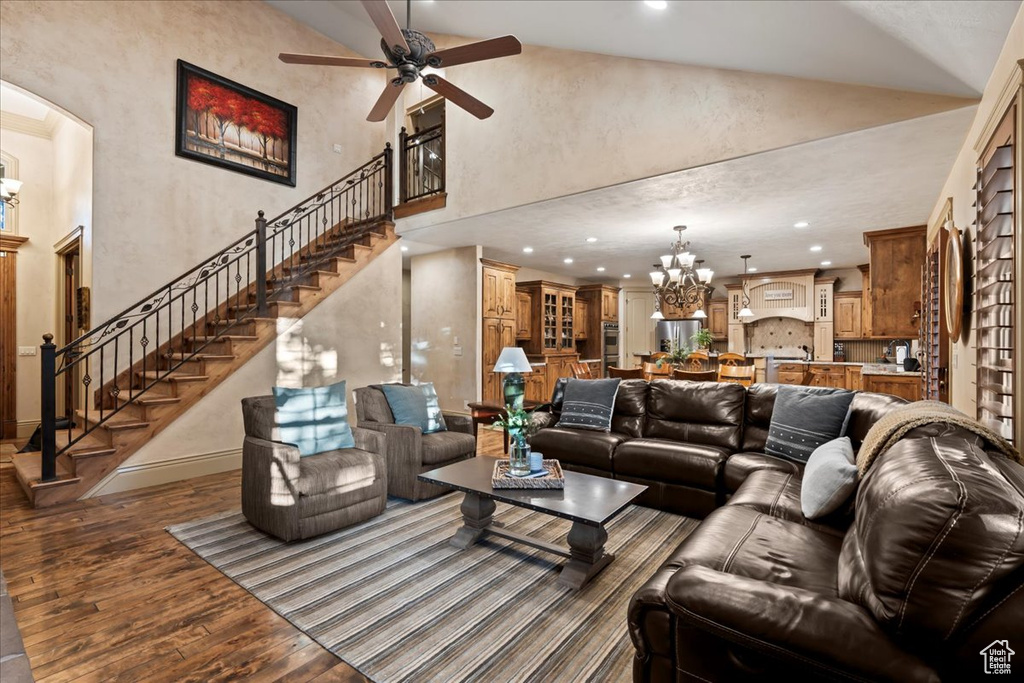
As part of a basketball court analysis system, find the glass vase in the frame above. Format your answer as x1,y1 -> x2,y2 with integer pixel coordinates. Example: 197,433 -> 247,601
509,441 -> 531,477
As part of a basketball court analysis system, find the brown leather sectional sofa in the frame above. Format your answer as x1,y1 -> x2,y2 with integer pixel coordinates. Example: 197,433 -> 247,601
530,380 -> 1024,681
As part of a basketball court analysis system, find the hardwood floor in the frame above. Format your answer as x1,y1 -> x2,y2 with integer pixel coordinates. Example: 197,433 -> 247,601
0,428 -> 505,681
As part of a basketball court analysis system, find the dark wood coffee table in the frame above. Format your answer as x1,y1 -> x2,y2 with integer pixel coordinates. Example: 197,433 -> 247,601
418,457 -> 647,589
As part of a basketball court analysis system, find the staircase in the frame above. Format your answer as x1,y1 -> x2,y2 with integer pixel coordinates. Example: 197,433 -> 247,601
13,147 -> 398,507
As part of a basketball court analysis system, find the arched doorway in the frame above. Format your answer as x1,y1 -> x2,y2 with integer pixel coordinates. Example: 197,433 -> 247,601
0,81 -> 93,444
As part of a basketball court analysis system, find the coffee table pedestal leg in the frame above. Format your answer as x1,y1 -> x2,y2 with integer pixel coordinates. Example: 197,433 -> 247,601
451,493 -> 496,549
559,521 -> 613,589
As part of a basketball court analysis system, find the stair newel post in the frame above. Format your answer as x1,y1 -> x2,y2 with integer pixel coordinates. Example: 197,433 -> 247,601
40,334 -> 57,482
255,210 -> 269,316
384,142 -> 394,219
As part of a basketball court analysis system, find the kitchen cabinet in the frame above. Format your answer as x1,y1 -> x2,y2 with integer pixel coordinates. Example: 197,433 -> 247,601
482,317 -> 516,403
517,281 -> 578,355
813,323 -> 834,362
481,259 -> 517,320
524,371 -> 547,403
863,373 -> 921,402
858,264 -> 872,337
863,226 -> 926,338
813,279 -> 835,322
574,298 -> 590,339
776,363 -> 807,385
708,301 -> 728,339
515,291 -> 532,340
807,364 -> 846,389
481,259 -> 520,403
834,293 -> 863,339
543,354 -> 579,396
846,366 -> 863,391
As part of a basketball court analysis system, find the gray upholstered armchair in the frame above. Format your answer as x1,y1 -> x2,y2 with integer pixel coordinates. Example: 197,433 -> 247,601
354,385 -> 476,501
241,395 -> 387,542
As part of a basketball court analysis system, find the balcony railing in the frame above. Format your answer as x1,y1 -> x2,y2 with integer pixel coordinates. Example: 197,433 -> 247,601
399,124 -> 445,204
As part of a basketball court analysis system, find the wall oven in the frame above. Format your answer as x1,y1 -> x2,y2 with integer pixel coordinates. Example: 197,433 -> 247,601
602,322 -> 619,373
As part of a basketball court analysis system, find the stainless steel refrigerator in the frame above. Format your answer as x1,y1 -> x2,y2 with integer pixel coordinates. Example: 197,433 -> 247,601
656,319 -> 703,353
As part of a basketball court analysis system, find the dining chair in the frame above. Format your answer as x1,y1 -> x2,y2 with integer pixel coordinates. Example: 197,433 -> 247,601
607,366 -> 645,379
672,369 -> 718,381
718,364 -> 756,387
569,362 -> 593,379
642,361 -> 673,382
717,352 -> 747,367
684,351 -> 710,370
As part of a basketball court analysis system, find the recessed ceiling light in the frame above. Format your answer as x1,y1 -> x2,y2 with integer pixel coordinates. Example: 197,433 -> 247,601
794,221 -> 810,228
748,267 -> 758,272
821,260 -> 832,266
522,247 -> 533,253
623,274 -> 631,278
400,245 -> 409,252
586,237 -> 598,243
596,266 -> 606,272
644,0 -> 668,9
563,258 -> 574,264
810,245 -> 823,252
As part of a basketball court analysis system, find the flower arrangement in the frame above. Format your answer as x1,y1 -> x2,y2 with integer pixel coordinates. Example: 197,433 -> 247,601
656,339 -> 691,368
494,406 -> 538,447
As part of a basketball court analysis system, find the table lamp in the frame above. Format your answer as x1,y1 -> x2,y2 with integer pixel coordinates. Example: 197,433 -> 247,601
493,346 -> 533,410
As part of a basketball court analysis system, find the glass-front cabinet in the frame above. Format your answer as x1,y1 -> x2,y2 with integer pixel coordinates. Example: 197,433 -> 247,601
517,281 -> 579,355
560,292 -> 575,351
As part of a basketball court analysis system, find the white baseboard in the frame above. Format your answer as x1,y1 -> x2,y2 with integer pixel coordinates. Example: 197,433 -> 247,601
84,447 -> 242,498
16,420 -> 39,440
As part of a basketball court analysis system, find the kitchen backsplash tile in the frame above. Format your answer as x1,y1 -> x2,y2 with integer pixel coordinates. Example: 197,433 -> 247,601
748,317 -> 813,357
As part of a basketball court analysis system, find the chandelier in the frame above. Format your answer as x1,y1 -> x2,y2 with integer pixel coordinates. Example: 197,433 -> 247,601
649,225 -> 713,320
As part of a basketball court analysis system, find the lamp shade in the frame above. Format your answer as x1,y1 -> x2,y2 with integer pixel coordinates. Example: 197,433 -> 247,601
492,346 -> 533,373
649,270 -> 664,286
737,307 -> 755,320
696,268 -> 713,283
1,178 -> 23,195
659,254 -> 674,269
692,308 -> 707,319
651,309 -> 664,320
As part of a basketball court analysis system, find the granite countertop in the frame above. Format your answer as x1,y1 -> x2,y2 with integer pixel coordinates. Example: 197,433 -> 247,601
861,363 -> 923,377
770,360 -> 866,367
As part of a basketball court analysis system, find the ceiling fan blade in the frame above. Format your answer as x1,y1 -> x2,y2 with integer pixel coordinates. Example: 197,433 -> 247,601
425,36 -> 522,68
279,53 -> 387,68
367,80 -> 406,122
422,75 -> 494,120
361,0 -> 410,55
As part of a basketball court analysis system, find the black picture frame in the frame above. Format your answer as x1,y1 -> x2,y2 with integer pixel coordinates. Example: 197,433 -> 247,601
175,60 -> 297,186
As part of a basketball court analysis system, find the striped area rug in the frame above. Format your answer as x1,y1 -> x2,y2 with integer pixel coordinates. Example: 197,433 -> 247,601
167,493 -> 697,682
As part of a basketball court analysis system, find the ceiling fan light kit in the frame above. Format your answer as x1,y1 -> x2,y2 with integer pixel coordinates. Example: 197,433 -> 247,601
279,0 -> 522,122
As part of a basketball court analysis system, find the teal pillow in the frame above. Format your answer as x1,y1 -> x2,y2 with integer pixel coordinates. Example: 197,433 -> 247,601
381,383 -> 447,434
272,380 -> 355,456
801,436 -> 858,519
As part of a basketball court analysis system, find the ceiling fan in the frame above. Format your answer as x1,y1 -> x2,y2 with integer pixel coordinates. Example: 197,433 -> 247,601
279,0 -> 522,122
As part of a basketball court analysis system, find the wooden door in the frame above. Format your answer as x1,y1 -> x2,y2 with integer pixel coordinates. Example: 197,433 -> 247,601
0,235 -> 28,439
482,318 -> 515,403
482,268 -> 502,318
602,289 -> 619,321
834,297 -> 862,338
59,245 -> 81,420
498,270 -> 516,320
708,301 -> 728,339
624,291 -> 655,365
574,298 -> 589,339
515,291 -> 532,340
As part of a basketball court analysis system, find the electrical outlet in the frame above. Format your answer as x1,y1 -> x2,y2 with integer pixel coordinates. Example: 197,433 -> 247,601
332,143 -> 343,154
18,346 -> 36,356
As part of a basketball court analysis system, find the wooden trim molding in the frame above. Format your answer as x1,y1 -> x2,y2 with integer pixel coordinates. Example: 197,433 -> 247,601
862,225 -> 927,245
0,234 -> 29,252
973,59 -> 1024,155
393,191 -> 446,219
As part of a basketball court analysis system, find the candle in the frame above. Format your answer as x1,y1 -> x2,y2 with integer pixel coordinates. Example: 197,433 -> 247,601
529,451 -> 544,473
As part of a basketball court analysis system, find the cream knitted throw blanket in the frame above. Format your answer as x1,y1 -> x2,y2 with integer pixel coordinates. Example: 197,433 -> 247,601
856,400 -> 1021,476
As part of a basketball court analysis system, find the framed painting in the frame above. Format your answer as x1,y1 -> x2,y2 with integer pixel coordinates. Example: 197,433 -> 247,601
175,60 -> 297,186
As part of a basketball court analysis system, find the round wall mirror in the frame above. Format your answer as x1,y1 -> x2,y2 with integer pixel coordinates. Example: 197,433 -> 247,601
945,224 -> 964,342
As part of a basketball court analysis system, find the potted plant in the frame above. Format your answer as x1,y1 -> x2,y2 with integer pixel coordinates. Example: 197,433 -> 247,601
691,328 -> 714,351
656,339 -> 691,369
494,405 -> 538,475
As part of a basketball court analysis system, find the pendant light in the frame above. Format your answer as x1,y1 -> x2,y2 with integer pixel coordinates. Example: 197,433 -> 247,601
737,254 -> 754,321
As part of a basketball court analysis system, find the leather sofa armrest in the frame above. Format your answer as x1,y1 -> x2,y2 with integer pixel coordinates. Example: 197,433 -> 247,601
665,565 -> 940,683
723,452 -> 801,493
443,412 -> 474,435
352,427 -> 386,456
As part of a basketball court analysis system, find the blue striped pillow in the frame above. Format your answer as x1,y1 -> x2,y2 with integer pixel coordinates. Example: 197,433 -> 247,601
272,380 -> 355,457
556,378 -> 621,432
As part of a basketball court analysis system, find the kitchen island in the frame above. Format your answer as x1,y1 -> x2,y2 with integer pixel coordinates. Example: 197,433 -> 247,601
769,360 -> 922,400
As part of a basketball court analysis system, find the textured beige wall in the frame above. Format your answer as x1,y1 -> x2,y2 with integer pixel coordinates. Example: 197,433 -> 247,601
51,116 -> 93,290
4,130 -> 56,433
409,246 -> 481,412
399,38 -> 976,231
88,242 -> 403,494
925,5 -> 1024,419
0,0 -> 386,324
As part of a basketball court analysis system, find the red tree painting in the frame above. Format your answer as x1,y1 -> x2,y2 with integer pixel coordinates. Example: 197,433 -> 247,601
176,61 -> 296,186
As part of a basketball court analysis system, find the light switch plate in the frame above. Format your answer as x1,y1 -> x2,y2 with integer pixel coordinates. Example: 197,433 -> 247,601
332,143 -> 343,154
453,345 -> 463,356
18,346 -> 37,356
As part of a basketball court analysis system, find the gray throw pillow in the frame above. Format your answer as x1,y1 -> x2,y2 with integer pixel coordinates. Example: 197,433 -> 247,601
801,436 -> 858,519
556,378 -> 621,431
765,385 -> 855,463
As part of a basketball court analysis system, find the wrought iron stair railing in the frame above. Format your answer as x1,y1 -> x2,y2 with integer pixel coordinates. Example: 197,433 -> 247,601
38,146 -> 393,482
399,124 -> 445,203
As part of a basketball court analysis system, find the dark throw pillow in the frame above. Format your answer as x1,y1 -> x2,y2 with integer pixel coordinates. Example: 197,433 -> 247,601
765,385 -> 855,463
556,378 -> 621,432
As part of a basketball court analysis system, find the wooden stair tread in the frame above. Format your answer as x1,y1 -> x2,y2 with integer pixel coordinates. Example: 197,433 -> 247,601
136,371 -> 210,383
75,410 -> 150,431
165,353 -> 236,362
190,334 -> 259,343
115,393 -> 183,407
66,445 -> 118,460
12,453 -> 82,489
